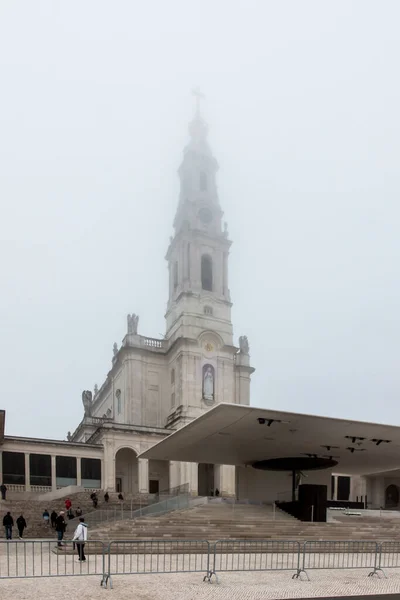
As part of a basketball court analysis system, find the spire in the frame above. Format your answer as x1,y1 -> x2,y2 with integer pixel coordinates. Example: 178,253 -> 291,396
188,88 -> 210,154
192,87 -> 204,118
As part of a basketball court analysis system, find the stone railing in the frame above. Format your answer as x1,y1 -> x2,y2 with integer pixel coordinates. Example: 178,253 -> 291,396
141,336 -> 167,351
5,484 -> 25,492
31,485 -> 52,493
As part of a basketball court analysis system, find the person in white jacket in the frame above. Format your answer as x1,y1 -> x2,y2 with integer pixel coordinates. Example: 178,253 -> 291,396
72,517 -> 88,561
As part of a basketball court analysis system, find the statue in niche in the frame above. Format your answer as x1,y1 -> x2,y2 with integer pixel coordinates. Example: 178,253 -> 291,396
82,390 -> 93,417
67,431 -> 72,441
127,313 -> 139,335
113,342 -> 118,356
239,335 -> 250,355
202,364 -> 215,404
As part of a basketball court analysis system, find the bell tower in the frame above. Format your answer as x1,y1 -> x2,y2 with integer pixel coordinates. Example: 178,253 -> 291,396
165,95 -> 233,346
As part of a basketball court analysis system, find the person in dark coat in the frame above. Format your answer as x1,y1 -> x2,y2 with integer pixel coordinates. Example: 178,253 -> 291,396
16,514 -> 27,539
50,510 -> 57,528
55,511 -> 66,547
0,484 -> 7,500
3,512 -> 13,539
104,492 -> 109,503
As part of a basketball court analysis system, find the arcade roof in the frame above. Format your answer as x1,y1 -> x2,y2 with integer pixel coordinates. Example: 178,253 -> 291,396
141,404 -> 400,475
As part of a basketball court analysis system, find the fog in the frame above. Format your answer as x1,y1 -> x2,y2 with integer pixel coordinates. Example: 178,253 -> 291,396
1,0 -> 399,440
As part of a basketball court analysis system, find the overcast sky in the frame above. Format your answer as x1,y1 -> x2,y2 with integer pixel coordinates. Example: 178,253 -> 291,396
1,1 -> 399,440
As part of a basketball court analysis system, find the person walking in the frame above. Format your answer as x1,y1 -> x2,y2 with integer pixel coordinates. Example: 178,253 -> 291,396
0,484 -> 7,501
50,510 -> 57,528
75,506 -> 82,517
55,511 -> 66,547
90,492 -> 98,508
104,492 -> 109,503
72,517 -> 88,562
16,514 -> 27,539
3,512 -> 13,540
43,509 -> 50,526
65,498 -> 72,511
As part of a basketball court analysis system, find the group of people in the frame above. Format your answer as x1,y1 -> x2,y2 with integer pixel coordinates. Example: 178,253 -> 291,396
90,491 -> 123,508
1,490 -> 123,561
3,512 -> 27,539
3,507 -> 88,562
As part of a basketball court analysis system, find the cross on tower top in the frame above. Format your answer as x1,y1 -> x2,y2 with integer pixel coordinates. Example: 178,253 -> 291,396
192,87 -> 205,117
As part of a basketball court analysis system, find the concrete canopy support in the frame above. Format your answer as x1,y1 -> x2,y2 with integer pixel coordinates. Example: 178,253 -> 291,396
138,458 -> 149,494
214,464 -> 236,497
24,453 -> 31,491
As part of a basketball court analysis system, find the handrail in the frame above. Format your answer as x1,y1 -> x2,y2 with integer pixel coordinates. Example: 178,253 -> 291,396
67,489 -> 191,529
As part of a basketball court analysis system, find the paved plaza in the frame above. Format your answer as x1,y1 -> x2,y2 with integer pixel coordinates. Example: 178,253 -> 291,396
4,569 -> 400,599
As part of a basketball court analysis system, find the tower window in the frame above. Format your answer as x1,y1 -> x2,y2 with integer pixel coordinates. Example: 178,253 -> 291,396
201,255 -> 213,291
204,306 -> 213,316
200,171 -> 207,191
173,261 -> 178,290
171,368 -> 175,384
116,389 -> 122,414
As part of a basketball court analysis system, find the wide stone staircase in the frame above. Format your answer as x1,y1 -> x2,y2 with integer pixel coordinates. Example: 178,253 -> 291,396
90,502 -> 400,543
0,491 -> 150,539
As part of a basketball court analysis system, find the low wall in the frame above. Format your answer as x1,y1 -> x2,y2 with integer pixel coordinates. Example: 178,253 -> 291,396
37,485 -> 86,502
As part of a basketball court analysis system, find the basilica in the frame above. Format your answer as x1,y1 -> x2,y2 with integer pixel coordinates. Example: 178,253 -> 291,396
2,107 -> 400,512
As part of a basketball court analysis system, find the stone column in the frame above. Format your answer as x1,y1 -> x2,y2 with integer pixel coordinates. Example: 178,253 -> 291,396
214,464 -> 236,497
24,453 -> 31,492
169,461 -> 180,491
332,475 -> 338,500
138,458 -> 149,494
51,455 -> 57,491
101,459 -> 105,490
76,457 -> 82,487
181,462 -> 198,496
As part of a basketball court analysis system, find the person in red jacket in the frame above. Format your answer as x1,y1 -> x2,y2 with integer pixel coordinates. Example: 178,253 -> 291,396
65,498 -> 72,511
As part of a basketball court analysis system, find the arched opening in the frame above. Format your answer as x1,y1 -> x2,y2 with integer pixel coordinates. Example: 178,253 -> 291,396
385,484 -> 400,509
201,255 -> 213,291
200,171 -> 207,191
115,448 -> 138,494
198,463 -> 214,496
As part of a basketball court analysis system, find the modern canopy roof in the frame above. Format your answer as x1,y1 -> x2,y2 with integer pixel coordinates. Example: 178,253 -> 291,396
140,404 -> 400,475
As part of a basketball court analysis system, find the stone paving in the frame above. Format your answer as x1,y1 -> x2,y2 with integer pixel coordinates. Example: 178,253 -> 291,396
4,569 -> 400,599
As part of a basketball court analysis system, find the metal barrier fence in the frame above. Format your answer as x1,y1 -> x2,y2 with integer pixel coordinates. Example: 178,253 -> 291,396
210,540 -> 301,582
0,539 -> 107,585
299,541 -> 380,579
377,541 -> 400,572
3,538 -> 400,586
104,540 -> 211,589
